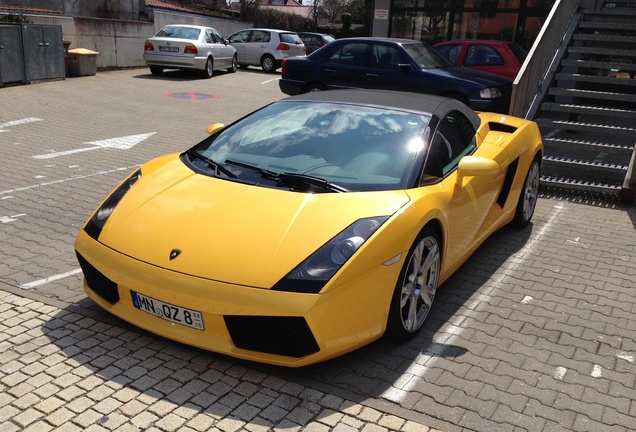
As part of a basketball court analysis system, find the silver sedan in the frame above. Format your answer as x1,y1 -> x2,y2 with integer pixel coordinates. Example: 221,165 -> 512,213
143,25 -> 238,78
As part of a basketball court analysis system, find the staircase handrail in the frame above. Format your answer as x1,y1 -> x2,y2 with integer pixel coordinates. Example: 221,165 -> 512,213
509,0 -> 583,119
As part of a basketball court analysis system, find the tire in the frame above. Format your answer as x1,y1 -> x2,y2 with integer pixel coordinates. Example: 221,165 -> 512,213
385,227 -> 441,341
261,54 -> 276,73
304,82 -> 326,93
512,158 -> 540,228
149,66 -> 163,75
203,58 -> 214,78
228,55 -> 238,73
239,64 -> 249,69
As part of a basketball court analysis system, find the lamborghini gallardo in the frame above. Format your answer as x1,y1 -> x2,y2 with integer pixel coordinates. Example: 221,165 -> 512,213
75,90 -> 543,367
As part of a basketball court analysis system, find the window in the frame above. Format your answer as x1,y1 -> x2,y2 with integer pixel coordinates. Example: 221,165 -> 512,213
325,43 -> 368,67
436,44 -> 461,65
422,111 -> 476,181
249,31 -> 270,43
464,45 -> 503,66
370,45 -> 401,70
229,30 -> 249,43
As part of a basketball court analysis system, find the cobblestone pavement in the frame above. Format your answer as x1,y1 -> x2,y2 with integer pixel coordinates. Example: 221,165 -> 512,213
1,69 -> 635,431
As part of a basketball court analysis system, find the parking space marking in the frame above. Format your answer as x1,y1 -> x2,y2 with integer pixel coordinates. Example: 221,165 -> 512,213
260,78 -> 279,85
382,203 -> 566,403
33,133 -> 156,159
0,117 -> 42,131
1,214 -> 26,223
0,165 -> 140,196
21,268 -> 83,289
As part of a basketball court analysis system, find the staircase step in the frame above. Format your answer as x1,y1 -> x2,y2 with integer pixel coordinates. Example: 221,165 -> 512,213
541,102 -> 636,118
540,176 -> 622,196
541,157 -> 627,187
579,21 -> 636,31
543,136 -> 634,152
543,155 -> 628,172
555,72 -> 636,86
568,46 -> 636,58
582,8 -> 636,17
548,87 -> 636,103
561,59 -> 636,72
536,118 -> 636,136
573,33 -> 636,44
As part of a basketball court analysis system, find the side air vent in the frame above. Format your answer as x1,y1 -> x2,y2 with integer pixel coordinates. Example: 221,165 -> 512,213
224,315 -> 320,358
488,122 -> 517,133
76,252 -> 120,304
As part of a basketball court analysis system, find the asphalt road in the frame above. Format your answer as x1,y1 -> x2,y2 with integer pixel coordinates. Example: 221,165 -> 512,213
1,67 -> 635,432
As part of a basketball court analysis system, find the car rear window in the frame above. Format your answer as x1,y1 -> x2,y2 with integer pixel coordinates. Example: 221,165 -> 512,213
280,33 -> 303,44
157,26 -> 200,40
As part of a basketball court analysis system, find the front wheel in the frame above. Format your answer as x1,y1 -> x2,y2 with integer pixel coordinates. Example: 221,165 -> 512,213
385,227 -> 441,341
512,158 -> 540,228
261,54 -> 276,73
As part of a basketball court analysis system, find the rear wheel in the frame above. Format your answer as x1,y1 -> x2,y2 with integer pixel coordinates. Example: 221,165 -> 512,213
304,82 -> 326,93
512,158 -> 540,228
149,66 -> 163,75
261,55 -> 276,73
385,227 -> 441,341
203,58 -> 214,78
228,55 -> 238,73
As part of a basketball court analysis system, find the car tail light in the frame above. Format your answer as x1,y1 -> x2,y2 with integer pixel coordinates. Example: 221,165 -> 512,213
281,58 -> 287,76
276,43 -> 290,51
184,45 -> 198,54
144,42 -> 154,51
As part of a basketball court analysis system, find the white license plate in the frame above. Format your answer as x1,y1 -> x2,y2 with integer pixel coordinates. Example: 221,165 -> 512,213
159,46 -> 179,52
131,291 -> 204,330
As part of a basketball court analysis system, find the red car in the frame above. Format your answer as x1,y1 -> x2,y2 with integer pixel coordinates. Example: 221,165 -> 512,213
434,40 -> 527,81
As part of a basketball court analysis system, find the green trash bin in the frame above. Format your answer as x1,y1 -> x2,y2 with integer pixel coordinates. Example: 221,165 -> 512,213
67,48 -> 99,76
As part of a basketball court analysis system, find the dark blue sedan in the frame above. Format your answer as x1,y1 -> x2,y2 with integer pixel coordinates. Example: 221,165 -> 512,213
280,37 -> 512,113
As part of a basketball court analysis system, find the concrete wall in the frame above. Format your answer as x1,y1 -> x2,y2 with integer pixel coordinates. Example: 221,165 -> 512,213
20,11 -> 251,70
1,0 -> 144,20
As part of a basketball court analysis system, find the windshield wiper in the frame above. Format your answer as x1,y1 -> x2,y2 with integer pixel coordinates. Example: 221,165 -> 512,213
225,159 -> 347,193
186,151 -> 237,179
277,173 -> 348,193
225,159 -> 279,179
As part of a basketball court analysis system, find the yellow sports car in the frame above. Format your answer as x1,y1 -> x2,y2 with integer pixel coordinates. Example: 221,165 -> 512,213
75,90 -> 543,367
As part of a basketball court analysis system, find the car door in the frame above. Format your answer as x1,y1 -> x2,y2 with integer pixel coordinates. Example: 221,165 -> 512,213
426,111 -> 507,268
463,44 -> 511,79
364,43 -> 420,91
207,28 -> 230,68
245,30 -> 271,64
318,41 -> 370,90
228,30 -> 250,64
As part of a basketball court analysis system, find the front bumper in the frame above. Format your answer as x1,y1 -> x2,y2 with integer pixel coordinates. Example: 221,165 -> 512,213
74,229 -> 400,367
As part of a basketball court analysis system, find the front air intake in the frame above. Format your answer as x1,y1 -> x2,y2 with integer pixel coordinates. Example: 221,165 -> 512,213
224,315 -> 320,358
76,252 -> 120,304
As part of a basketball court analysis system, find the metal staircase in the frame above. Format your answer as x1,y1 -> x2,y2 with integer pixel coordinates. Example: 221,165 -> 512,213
532,0 -> 636,201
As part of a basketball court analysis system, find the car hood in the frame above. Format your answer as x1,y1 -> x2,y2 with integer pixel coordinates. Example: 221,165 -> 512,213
99,155 -> 410,288
429,66 -> 512,87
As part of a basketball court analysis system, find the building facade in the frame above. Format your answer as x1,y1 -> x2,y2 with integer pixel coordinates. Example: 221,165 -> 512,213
372,0 -> 556,50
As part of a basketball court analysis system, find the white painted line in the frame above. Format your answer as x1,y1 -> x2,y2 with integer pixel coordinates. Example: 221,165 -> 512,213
0,117 -> 42,129
381,203 -> 565,403
21,268 -> 83,289
591,364 -> 602,378
0,165 -> 140,196
33,132 -> 156,159
33,146 -> 101,159
554,366 -> 567,380
617,352 -> 634,363
260,78 -> 279,85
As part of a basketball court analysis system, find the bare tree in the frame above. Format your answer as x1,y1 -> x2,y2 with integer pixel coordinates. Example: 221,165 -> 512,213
317,0 -> 356,24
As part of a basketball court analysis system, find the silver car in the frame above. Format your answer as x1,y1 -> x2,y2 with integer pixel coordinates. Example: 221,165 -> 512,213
227,28 -> 306,73
143,25 -> 238,78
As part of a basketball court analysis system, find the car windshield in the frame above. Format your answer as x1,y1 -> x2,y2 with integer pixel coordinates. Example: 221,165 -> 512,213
403,42 -> 453,69
156,26 -> 200,40
188,100 -> 431,192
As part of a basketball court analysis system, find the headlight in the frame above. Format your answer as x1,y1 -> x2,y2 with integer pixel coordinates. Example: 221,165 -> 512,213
84,169 -> 141,240
479,87 -> 503,99
272,216 -> 389,293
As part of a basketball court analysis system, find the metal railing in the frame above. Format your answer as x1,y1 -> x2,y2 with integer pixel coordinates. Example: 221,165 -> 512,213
509,0 -> 584,119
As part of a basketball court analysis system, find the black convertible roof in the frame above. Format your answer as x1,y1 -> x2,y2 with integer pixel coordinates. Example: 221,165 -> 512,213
284,89 -> 481,130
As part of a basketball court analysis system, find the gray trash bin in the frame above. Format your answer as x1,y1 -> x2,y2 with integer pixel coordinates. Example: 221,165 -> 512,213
67,48 -> 98,76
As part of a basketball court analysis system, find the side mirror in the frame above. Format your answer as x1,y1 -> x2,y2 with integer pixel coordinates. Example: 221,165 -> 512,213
206,123 -> 225,135
456,156 -> 500,184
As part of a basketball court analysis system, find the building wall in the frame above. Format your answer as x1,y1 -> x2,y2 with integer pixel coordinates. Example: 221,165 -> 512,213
20,11 -> 250,69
